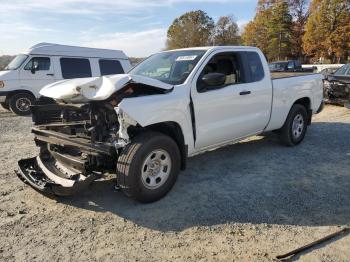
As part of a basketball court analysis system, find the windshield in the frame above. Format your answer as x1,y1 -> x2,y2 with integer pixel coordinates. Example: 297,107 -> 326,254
4,54 -> 28,70
269,62 -> 288,71
129,50 -> 206,85
334,64 -> 350,76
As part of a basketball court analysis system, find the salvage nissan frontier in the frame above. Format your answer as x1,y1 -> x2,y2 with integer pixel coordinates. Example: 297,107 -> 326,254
16,46 -> 324,203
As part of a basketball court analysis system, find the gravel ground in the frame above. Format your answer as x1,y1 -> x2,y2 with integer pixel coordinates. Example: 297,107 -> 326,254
0,105 -> 349,262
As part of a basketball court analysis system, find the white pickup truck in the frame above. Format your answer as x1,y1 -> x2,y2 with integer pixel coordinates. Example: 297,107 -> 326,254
17,46 -> 324,203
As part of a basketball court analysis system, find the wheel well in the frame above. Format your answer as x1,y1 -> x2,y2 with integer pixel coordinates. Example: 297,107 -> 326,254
293,97 -> 312,124
144,122 -> 187,170
6,90 -> 36,103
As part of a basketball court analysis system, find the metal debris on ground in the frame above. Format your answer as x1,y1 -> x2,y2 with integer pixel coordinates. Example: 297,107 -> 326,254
276,227 -> 349,260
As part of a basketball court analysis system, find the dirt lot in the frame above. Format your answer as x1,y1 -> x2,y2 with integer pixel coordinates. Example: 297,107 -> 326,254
0,105 -> 349,262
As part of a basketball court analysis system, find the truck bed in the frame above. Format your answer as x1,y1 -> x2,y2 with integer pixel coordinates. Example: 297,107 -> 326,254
271,72 -> 317,80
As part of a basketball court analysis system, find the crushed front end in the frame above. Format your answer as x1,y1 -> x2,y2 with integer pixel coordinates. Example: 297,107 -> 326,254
16,74 -> 173,196
16,102 -> 124,196
324,79 -> 350,106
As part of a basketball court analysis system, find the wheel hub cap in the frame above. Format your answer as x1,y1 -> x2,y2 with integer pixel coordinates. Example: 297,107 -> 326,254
292,113 -> 304,139
141,149 -> 172,190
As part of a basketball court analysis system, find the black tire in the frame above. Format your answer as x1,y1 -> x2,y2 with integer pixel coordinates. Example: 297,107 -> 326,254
279,104 -> 308,146
117,132 -> 181,203
9,93 -> 35,116
0,102 -> 10,111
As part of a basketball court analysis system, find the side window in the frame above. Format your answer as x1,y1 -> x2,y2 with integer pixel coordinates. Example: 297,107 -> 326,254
287,61 -> 294,69
246,52 -> 264,82
99,59 -> 124,76
24,57 -> 50,71
60,58 -> 92,79
197,52 -> 244,92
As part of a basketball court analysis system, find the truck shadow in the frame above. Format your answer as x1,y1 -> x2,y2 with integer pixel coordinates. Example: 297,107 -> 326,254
61,122 -> 350,232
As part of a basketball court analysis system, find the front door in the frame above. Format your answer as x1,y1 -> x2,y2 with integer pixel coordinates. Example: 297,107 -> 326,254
191,50 -> 272,150
19,56 -> 56,95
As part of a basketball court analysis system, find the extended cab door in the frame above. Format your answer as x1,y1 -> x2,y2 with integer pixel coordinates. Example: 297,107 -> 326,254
191,50 -> 272,150
19,56 -> 56,96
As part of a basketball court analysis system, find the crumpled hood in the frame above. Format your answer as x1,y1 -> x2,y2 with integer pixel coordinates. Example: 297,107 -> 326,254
39,74 -> 173,103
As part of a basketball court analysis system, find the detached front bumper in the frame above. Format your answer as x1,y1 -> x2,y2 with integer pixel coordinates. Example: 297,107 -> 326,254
16,156 -> 99,196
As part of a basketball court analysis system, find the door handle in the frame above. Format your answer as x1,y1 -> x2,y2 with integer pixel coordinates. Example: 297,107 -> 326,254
46,73 -> 54,76
239,91 -> 251,95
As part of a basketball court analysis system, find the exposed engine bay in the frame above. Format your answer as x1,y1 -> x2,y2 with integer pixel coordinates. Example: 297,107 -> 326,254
16,80 -> 172,195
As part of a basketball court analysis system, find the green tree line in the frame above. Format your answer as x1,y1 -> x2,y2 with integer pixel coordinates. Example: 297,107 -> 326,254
166,0 -> 350,63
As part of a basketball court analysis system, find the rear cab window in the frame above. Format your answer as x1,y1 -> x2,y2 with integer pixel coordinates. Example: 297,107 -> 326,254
60,58 -> 92,79
99,59 -> 124,76
245,52 -> 264,82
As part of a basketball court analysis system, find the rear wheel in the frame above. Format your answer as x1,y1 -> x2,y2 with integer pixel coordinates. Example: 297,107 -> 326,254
279,104 -> 308,146
117,132 -> 181,203
9,93 -> 35,116
0,102 -> 10,111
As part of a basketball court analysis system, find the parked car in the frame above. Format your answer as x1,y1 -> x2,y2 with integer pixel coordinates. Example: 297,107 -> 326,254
269,60 -> 315,72
323,63 -> 350,102
17,46 -> 324,203
0,43 -> 131,115
320,67 -> 340,78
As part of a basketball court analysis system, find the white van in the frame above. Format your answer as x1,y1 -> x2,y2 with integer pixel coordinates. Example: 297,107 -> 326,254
0,43 -> 132,115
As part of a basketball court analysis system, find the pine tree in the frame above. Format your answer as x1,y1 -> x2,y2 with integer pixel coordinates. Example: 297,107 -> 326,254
303,0 -> 350,63
267,1 -> 293,60
242,0 -> 292,61
289,0 -> 309,61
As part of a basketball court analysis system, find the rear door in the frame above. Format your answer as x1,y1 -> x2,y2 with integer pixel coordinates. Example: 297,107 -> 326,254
191,50 -> 272,150
19,56 -> 56,95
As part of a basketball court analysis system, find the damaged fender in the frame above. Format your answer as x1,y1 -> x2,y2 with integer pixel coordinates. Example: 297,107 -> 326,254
117,87 -> 195,154
114,107 -> 138,149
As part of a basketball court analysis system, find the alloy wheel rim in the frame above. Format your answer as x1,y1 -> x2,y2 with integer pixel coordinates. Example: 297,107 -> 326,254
16,97 -> 31,112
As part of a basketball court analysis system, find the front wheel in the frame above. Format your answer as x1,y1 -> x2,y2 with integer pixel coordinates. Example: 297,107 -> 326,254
9,93 -> 35,116
279,104 -> 308,146
117,132 -> 181,203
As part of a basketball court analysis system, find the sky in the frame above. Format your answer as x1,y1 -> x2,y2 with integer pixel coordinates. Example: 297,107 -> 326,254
0,0 -> 257,57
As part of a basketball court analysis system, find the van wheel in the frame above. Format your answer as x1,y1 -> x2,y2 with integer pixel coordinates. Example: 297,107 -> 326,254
117,132 -> 181,203
9,93 -> 35,116
0,102 -> 10,111
279,104 -> 308,146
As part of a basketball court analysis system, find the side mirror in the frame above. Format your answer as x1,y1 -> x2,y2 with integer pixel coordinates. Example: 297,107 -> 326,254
201,73 -> 226,88
31,61 -> 39,74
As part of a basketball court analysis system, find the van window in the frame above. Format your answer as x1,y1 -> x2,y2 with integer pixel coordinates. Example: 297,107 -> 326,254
246,52 -> 264,82
99,59 -> 124,76
60,58 -> 92,79
24,57 -> 50,71
5,54 -> 28,70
